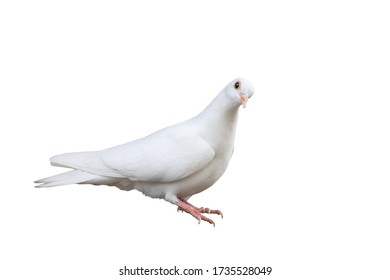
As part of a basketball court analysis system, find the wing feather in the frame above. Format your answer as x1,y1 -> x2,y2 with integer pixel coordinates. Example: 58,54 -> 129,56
101,126 -> 215,182
50,125 -> 215,183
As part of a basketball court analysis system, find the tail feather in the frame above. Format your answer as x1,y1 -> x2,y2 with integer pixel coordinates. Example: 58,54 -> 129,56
34,170 -> 98,188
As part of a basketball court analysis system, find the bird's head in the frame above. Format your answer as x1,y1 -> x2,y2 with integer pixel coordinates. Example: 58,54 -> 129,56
225,78 -> 254,108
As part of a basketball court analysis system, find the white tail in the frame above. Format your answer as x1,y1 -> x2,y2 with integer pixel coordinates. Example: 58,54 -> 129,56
34,170 -> 98,188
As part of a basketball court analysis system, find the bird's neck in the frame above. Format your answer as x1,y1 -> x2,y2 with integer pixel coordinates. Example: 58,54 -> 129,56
202,92 -> 239,121
195,92 -> 240,150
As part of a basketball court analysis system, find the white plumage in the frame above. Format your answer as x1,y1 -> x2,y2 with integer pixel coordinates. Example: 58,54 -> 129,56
35,78 -> 254,225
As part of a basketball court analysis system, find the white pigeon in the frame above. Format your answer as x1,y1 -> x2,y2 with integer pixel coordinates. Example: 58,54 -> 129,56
35,78 -> 254,226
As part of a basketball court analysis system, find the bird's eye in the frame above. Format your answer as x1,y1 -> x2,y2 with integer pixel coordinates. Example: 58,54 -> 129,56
234,81 -> 240,89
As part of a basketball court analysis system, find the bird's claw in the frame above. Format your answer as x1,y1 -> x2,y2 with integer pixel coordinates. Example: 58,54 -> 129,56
194,213 -> 215,227
176,200 -> 220,226
199,207 -> 223,219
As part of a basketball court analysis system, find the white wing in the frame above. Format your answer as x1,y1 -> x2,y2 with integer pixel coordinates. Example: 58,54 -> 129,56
101,126 -> 215,182
50,125 -> 215,183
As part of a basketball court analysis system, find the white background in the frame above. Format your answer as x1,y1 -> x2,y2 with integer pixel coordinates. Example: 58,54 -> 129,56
1,1 -> 389,279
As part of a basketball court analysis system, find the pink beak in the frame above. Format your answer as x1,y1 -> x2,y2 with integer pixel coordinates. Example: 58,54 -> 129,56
240,93 -> 248,108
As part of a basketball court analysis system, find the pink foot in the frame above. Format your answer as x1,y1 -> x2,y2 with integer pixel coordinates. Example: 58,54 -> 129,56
176,200 -> 223,226
197,207 -> 223,218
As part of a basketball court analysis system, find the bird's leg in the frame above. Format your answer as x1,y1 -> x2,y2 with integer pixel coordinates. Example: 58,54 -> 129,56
177,200 -> 223,218
176,200 -> 216,226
